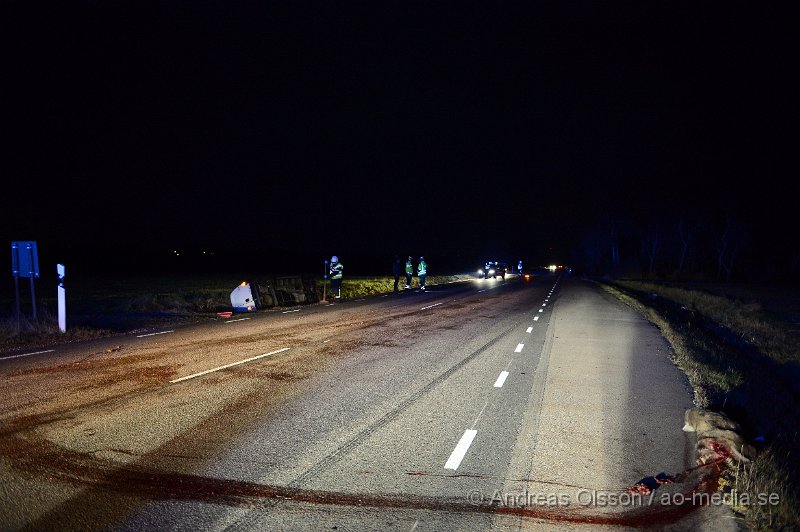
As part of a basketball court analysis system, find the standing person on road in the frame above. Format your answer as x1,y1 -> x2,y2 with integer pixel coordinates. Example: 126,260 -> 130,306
392,255 -> 402,293
417,256 -> 428,291
329,255 -> 343,299
405,256 -> 413,289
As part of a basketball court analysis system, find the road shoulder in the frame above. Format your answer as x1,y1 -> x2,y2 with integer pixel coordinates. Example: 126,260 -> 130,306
503,279 -> 739,529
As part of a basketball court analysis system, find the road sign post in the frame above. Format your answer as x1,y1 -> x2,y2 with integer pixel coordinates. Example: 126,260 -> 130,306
29,245 -> 37,320
14,275 -> 20,327
11,241 -> 40,323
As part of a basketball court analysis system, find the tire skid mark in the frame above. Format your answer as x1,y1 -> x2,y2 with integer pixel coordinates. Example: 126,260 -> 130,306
286,319 -> 527,490
1,280 -> 557,529
0,435 -> 719,527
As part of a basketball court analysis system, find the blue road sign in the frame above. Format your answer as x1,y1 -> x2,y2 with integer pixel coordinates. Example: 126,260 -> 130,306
11,241 -> 39,279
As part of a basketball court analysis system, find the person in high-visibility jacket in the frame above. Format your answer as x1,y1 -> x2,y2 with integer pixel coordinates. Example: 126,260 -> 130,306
404,256 -> 413,289
417,256 -> 428,291
329,255 -> 343,299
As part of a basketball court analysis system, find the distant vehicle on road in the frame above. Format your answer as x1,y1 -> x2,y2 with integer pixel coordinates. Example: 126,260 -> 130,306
478,261 -> 507,279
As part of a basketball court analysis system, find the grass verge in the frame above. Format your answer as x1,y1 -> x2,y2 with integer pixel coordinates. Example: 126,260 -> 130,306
600,281 -> 799,529
322,274 -> 475,300
0,311 -> 112,350
1,273 -> 477,349
612,281 -> 799,364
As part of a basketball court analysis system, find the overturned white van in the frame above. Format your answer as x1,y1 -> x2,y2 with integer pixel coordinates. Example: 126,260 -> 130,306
230,282 -> 257,312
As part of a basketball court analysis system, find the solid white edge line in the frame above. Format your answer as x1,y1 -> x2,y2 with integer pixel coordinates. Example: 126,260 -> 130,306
136,330 -> 174,338
420,302 -> 443,311
494,371 -> 510,388
534,316 -> 539,321
170,347 -> 290,384
515,343 -> 524,353
526,326 -> 533,333
444,429 -> 478,470
0,349 -> 55,361
225,317 -> 251,323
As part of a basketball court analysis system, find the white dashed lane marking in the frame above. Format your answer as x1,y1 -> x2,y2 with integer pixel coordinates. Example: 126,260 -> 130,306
526,327 -> 533,333
494,371 -> 510,388
420,302 -> 443,311
444,430 -> 478,470
534,316 -> 539,321
0,349 -> 55,361
170,347 -> 290,384
515,343 -> 524,353
225,318 -> 251,323
136,330 -> 174,338
282,309 -> 301,314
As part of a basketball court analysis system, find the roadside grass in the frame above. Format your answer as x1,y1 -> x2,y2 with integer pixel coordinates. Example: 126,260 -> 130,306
67,274 -> 246,314
613,281 -> 799,364
653,282 -> 800,327
1,273 -> 477,348
732,439 -> 800,530
0,311 -> 112,350
327,274 -> 475,300
601,281 -> 800,529
0,274 -> 249,348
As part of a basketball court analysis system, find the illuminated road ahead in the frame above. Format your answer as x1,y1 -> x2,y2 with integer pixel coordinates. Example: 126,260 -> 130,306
0,274 -> 734,530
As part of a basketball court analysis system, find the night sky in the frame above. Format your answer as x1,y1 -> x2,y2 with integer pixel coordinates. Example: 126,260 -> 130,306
3,1 -> 796,276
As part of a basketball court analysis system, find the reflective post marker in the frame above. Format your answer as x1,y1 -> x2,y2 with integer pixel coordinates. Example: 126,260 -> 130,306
57,264 -> 66,333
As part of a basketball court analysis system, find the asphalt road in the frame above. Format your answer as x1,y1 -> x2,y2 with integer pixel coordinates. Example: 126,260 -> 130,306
0,273 -> 737,531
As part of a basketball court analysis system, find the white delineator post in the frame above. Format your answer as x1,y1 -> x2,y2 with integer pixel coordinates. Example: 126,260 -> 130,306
57,264 -> 66,333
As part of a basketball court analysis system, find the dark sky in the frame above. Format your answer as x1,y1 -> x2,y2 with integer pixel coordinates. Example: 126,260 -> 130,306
2,1 -> 796,274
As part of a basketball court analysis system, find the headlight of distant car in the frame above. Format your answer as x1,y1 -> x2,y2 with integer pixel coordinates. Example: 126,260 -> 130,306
478,269 -> 484,274
488,269 -> 495,275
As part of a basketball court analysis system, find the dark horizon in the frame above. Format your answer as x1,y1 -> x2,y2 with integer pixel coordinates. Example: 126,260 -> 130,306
3,1 -> 797,284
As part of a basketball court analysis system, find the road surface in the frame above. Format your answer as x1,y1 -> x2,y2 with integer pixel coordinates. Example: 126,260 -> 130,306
0,274 -> 736,530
